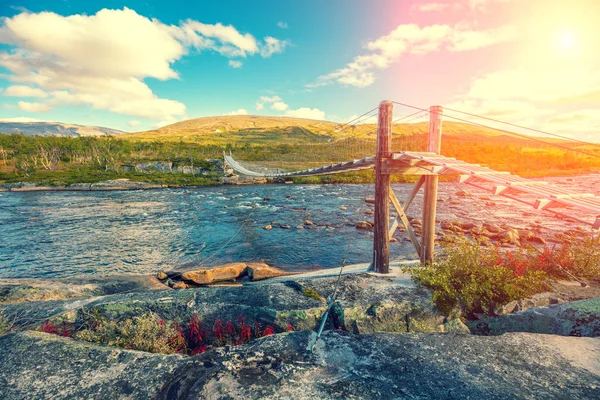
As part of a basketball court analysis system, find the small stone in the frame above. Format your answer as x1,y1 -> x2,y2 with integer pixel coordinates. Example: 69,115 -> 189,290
356,221 -> 373,230
528,235 -> 546,245
304,220 -> 313,225
365,198 -> 375,204
365,210 -> 374,215
389,238 -> 398,243
296,225 -> 304,229
339,206 -> 347,211
156,271 -> 168,280
172,281 -> 187,290
280,224 -> 291,229
263,225 -> 272,230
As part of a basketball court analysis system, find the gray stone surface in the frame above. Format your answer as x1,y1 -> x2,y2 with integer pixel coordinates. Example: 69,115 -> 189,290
0,330 -> 599,399
0,273 -> 446,334
470,296 -> 600,337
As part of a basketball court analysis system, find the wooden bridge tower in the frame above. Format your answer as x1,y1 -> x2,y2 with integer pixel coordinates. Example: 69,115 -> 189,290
372,101 -> 443,273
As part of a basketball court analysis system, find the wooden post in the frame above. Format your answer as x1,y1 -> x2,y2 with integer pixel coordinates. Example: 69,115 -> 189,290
373,100 -> 393,273
421,105 -> 443,264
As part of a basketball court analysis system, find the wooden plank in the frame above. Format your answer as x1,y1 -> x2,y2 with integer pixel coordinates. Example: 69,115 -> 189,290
422,105 -> 442,265
389,189 -> 422,258
373,100 -> 393,274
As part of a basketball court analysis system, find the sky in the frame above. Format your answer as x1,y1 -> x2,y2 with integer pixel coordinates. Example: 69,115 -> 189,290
0,0 -> 599,141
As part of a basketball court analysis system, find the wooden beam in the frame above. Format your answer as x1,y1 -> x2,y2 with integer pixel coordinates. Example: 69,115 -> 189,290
422,105 -> 442,265
403,176 -> 425,212
388,218 -> 399,238
389,190 -> 422,258
373,100 -> 393,274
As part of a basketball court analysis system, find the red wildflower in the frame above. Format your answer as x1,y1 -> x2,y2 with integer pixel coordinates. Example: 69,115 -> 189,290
262,326 -> 275,337
41,321 -> 59,335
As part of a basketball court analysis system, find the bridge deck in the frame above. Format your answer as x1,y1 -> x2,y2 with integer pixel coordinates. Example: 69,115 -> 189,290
226,152 -> 600,228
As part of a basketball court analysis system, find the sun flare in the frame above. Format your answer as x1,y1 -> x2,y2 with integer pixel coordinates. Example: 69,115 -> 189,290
556,29 -> 577,52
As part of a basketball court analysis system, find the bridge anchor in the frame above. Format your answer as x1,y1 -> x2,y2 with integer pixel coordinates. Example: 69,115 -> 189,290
372,103 -> 443,273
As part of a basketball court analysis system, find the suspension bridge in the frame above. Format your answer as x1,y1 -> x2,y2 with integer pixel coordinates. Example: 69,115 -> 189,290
224,101 -> 600,274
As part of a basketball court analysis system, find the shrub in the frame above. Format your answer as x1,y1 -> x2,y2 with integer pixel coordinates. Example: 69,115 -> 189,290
43,311 -> 290,355
0,312 -> 12,335
409,237 -> 549,318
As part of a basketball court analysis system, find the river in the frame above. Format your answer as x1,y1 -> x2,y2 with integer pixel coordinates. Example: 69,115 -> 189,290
1,175 -> 598,279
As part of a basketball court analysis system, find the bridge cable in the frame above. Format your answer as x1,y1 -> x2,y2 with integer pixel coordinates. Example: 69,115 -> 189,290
392,100 -> 600,160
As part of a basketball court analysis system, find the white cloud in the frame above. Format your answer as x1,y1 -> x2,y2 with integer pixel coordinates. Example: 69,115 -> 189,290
446,66 -> 600,138
128,120 -> 141,127
228,60 -> 243,68
0,8 -> 288,121
17,101 -> 50,112
309,23 -> 517,88
277,21 -> 288,29
255,95 -> 289,111
285,107 -> 325,120
271,101 -> 289,111
260,36 -> 289,58
4,85 -> 47,98
226,108 -> 249,115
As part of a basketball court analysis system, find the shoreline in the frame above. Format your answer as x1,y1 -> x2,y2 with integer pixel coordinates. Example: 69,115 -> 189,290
2,171 -> 599,193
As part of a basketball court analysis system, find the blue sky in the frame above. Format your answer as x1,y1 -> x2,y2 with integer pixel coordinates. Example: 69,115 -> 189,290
0,0 -> 599,141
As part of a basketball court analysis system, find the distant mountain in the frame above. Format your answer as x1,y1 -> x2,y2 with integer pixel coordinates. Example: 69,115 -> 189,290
0,121 -> 125,137
123,115 -> 522,145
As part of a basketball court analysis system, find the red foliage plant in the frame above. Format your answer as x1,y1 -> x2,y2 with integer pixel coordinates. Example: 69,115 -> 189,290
263,326 -> 275,337
40,313 -> 287,355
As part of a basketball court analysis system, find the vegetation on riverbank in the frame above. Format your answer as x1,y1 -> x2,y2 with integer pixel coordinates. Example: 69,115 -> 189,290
410,232 -> 600,318
40,311 -> 286,355
2,116 -> 600,187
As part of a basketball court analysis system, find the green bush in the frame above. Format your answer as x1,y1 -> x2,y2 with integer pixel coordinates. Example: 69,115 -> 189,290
409,237 -> 549,318
75,312 -> 186,354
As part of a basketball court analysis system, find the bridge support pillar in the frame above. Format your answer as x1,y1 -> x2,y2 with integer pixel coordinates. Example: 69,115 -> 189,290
421,106 -> 443,265
373,100 -> 393,273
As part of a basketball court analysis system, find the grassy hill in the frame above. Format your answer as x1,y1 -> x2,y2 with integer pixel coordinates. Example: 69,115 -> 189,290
123,115 -> 517,145
1,114 -> 599,186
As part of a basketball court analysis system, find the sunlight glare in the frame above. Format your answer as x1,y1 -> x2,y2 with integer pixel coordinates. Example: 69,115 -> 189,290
557,30 -> 577,52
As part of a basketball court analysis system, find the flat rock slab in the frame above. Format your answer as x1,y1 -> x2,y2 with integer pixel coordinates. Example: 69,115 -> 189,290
1,330 -> 599,399
0,275 -> 167,306
470,297 -> 600,337
0,273 -> 450,334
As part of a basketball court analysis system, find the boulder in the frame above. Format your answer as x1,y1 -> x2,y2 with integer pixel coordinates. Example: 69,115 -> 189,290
181,263 -> 248,285
483,223 -> 502,233
156,272 -> 168,280
528,235 -> 546,245
356,221 -> 373,230
172,281 -> 187,290
469,297 -> 600,337
1,330 -> 599,399
245,263 -> 291,281
263,225 -> 273,230
497,229 -> 520,244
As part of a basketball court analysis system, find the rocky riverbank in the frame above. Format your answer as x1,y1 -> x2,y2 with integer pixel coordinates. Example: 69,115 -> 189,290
0,265 -> 599,398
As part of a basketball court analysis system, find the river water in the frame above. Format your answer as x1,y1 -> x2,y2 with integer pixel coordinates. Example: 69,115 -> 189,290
1,176 -> 599,279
